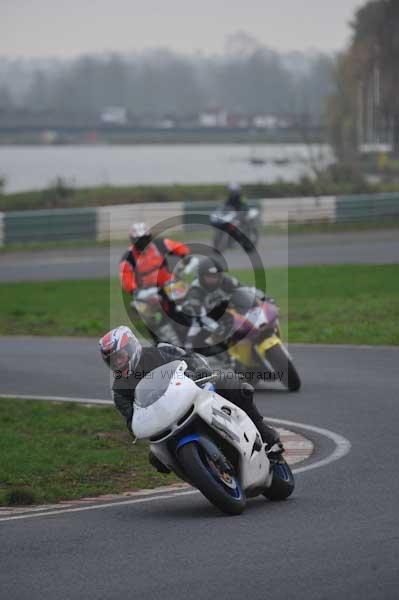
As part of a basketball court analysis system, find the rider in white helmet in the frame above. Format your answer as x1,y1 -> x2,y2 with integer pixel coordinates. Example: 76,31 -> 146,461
119,222 -> 191,295
99,326 -> 284,469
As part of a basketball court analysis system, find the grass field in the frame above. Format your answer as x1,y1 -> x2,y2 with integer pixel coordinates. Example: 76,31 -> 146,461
1,264 -> 398,345
286,264 -> 399,345
0,398 -> 179,506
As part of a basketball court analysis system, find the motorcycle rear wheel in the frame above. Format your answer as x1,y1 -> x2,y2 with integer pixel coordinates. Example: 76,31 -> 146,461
178,442 -> 246,515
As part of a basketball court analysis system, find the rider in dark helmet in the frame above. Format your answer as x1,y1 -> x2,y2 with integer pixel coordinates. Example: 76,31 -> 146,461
181,256 -> 241,352
192,255 -> 240,307
99,326 -> 283,468
198,255 -> 225,291
225,183 -> 246,213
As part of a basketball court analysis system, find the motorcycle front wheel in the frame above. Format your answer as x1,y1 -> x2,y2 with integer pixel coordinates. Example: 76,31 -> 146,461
265,343 -> 301,392
242,227 -> 258,253
213,229 -> 230,252
178,442 -> 246,515
263,459 -> 295,501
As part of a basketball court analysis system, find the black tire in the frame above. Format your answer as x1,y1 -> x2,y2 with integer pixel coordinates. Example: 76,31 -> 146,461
265,343 -> 301,392
243,227 -> 258,253
214,229 -> 229,252
263,459 -> 295,501
178,442 -> 246,515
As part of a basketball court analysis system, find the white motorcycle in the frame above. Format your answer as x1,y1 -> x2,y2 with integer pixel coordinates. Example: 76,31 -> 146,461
132,360 -> 295,515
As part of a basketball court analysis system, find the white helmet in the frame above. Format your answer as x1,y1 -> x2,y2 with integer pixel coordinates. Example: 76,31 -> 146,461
129,222 -> 151,244
99,326 -> 142,376
228,182 -> 241,194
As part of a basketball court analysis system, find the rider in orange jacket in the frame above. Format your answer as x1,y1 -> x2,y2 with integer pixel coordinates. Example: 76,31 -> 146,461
119,222 -> 191,295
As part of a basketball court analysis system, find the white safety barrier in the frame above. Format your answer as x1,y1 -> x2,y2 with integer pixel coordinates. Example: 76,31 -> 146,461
261,196 -> 336,225
96,197 -> 338,241
96,202 -> 184,241
2,192 -> 398,247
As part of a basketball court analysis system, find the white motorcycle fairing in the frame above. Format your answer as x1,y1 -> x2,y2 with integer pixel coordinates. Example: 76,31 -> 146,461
132,360 -> 272,493
132,360 -> 199,440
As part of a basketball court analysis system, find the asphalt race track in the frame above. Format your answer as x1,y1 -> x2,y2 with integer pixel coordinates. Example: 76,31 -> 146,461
1,229 -> 398,282
1,339 -> 398,600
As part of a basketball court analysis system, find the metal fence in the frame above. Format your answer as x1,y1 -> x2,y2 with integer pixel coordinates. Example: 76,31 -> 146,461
335,193 -> 399,223
1,193 -> 398,247
3,207 -> 97,245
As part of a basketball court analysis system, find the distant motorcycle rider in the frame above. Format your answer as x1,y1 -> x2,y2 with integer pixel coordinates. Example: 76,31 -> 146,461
225,183 -> 248,216
99,326 -> 284,464
119,222 -> 191,295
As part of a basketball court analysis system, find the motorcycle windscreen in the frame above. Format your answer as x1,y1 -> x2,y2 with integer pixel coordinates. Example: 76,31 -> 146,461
134,360 -> 184,408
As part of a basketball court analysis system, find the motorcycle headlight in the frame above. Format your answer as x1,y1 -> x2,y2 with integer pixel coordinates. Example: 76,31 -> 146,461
246,307 -> 268,327
134,301 -> 151,314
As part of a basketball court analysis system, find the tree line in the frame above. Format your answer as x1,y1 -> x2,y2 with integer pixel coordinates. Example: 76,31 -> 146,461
0,34 -> 333,124
328,0 -> 399,158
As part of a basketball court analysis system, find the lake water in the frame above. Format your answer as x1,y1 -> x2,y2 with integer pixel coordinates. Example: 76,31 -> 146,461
0,144 -> 333,193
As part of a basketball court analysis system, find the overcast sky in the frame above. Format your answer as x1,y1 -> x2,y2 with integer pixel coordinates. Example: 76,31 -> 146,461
1,0 -> 365,58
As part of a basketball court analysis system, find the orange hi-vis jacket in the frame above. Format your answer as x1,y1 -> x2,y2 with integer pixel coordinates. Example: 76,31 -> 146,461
119,238 -> 190,294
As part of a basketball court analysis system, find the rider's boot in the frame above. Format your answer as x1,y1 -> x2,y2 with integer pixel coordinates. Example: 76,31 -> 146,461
257,419 -> 283,451
240,382 -> 285,457
258,420 -> 285,461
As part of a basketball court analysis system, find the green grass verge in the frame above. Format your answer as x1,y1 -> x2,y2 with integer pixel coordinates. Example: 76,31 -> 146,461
3,177 -> 399,212
0,183 -> 227,212
286,264 -> 399,345
0,264 -> 398,345
0,278 -> 112,336
0,398 -> 179,506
